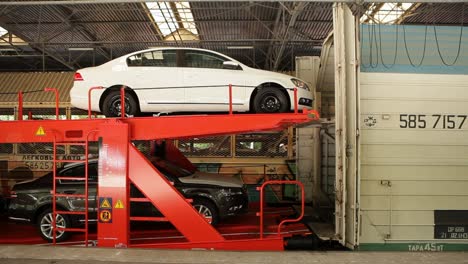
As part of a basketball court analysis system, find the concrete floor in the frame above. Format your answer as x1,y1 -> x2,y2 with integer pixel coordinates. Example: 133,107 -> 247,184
1,245 -> 467,264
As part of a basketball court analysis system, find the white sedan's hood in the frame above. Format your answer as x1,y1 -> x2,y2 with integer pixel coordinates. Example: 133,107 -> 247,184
178,172 -> 243,188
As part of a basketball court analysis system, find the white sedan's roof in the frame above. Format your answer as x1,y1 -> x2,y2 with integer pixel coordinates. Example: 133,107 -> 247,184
112,47 -> 240,65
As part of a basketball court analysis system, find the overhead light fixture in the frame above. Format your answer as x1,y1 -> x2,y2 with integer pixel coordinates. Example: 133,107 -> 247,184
68,47 -> 94,51
227,46 -> 254,50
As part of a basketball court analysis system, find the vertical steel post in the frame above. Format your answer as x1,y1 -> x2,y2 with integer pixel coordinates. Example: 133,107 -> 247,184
259,186 -> 265,239
45,88 -> 59,120
17,92 -> 23,121
84,139 -> 89,247
120,86 -> 125,118
88,86 -> 104,119
84,131 -> 97,247
97,119 -> 130,247
52,139 -> 57,245
293,87 -> 298,114
229,84 -> 233,115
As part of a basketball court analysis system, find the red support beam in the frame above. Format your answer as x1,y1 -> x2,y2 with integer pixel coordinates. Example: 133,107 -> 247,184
0,110 -> 319,144
97,119 -> 130,247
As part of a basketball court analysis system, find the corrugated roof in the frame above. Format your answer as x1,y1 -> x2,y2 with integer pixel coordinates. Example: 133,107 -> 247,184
0,72 -> 73,107
0,1 -> 331,71
402,3 -> 468,25
1,2 -> 462,72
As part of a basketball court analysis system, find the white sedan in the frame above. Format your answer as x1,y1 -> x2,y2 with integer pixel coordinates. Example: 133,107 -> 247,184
70,47 -> 313,117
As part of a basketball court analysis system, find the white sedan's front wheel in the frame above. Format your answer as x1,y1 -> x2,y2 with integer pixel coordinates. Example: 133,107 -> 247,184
253,88 -> 289,113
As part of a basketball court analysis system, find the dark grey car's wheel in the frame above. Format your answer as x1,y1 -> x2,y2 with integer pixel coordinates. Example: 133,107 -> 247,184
37,209 -> 71,243
102,90 -> 139,117
193,198 -> 219,225
253,88 -> 289,113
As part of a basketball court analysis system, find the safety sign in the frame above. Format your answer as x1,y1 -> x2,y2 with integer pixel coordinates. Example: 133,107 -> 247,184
35,126 -> 46,136
99,197 -> 112,209
114,199 -> 124,209
99,210 -> 112,223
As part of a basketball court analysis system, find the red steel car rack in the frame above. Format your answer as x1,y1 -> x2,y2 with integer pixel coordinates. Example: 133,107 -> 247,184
1,85 -> 319,250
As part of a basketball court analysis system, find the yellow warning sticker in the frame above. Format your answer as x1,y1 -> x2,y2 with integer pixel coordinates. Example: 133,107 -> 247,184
35,126 -> 46,136
100,198 -> 112,209
99,210 -> 112,223
114,200 -> 124,209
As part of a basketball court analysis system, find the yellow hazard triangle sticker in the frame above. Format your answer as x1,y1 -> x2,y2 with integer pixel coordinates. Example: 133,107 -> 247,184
100,198 -> 111,208
114,200 -> 124,209
35,126 -> 46,136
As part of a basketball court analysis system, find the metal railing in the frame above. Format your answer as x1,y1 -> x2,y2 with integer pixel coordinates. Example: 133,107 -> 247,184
15,84 -> 303,119
100,84 -> 301,118
257,180 -> 305,239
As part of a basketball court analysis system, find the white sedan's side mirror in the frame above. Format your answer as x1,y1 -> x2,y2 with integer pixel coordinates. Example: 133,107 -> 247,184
222,61 -> 241,70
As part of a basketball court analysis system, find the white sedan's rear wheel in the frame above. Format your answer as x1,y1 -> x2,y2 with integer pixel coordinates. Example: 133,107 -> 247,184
102,90 -> 139,117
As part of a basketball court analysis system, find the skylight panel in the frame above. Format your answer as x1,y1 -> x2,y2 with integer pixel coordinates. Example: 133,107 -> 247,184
175,2 -> 198,35
146,1 -> 198,38
146,2 -> 178,36
0,26 -> 7,36
362,3 -> 416,24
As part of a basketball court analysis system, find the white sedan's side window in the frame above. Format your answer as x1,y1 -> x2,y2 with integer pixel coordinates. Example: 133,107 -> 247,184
127,53 -> 142,66
184,50 -> 227,69
127,50 -> 177,67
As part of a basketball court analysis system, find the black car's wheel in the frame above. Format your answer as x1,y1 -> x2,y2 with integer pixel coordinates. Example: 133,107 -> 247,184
37,209 -> 71,243
193,198 -> 219,225
102,90 -> 139,117
253,87 -> 289,113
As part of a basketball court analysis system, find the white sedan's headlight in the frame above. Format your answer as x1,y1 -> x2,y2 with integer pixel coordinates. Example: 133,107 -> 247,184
291,79 -> 310,91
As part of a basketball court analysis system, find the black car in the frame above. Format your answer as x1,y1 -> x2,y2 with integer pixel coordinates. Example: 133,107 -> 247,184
8,159 -> 248,242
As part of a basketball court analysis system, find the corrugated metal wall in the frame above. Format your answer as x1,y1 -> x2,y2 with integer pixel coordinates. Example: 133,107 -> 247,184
360,72 -> 468,244
361,24 -> 468,74
0,72 -> 74,107
358,24 -> 468,250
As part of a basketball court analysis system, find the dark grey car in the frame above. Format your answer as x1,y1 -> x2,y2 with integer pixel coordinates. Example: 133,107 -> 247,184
8,159 -> 248,242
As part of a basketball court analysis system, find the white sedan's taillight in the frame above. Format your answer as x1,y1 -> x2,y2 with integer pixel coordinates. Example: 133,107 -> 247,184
74,72 -> 84,81
10,191 -> 17,198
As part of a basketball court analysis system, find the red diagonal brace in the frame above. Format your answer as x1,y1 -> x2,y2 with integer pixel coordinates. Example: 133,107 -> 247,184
128,144 -> 225,243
